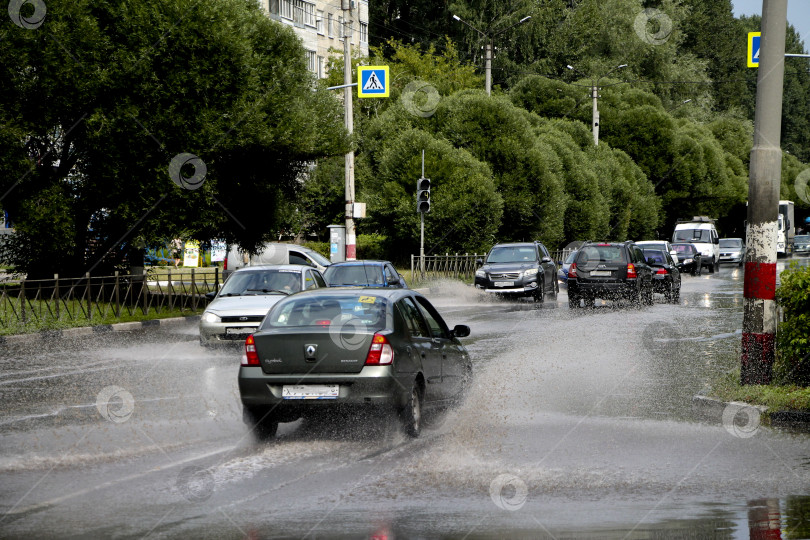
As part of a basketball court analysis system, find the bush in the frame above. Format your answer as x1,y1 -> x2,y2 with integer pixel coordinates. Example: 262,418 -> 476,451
775,262 -> 810,386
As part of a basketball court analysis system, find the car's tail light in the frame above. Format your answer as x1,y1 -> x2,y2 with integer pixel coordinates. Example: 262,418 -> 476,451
243,334 -> 260,366
365,333 -> 393,365
626,263 -> 637,279
223,256 -> 228,271
656,268 -> 668,275
568,262 -> 577,279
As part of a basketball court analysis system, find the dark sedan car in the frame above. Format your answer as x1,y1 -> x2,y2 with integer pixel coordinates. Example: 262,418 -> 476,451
671,243 -> 703,275
557,250 -> 578,289
239,288 -> 471,439
642,248 -> 681,303
324,260 -> 407,288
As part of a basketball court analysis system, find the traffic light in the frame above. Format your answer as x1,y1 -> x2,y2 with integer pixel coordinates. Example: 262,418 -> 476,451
416,177 -> 430,213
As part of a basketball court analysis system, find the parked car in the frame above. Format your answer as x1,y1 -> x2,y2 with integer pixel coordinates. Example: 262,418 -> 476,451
557,250 -> 578,288
474,242 -> 558,302
635,240 -> 679,263
224,243 -> 330,276
642,248 -> 681,303
671,243 -> 703,275
794,234 -> 810,255
238,288 -> 472,439
719,238 -> 745,266
324,260 -> 407,288
672,216 -> 720,272
567,241 -> 654,308
199,265 -> 326,345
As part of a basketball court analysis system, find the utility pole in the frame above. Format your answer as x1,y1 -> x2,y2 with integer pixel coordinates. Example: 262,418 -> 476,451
741,0 -> 787,385
485,41 -> 492,96
566,63 -> 627,146
452,14 -> 531,97
342,1 -> 356,261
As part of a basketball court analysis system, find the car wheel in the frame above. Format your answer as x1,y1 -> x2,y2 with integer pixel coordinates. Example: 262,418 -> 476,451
534,278 -> 545,303
199,336 -> 210,348
664,282 -> 673,302
584,296 -> 596,309
401,381 -> 423,438
568,293 -> 579,309
672,282 -> 681,303
243,406 -> 279,441
644,282 -> 654,306
708,258 -> 715,273
550,278 -> 558,301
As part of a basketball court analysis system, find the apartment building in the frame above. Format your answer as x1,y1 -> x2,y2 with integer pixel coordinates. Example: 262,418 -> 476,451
261,0 -> 370,79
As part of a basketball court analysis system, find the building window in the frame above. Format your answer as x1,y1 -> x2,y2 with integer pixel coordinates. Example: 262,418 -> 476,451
280,0 -> 292,19
327,13 -> 333,38
338,15 -> 344,40
268,0 -> 279,15
316,10 -> 324,34
307,50 -> 317,74
317,55 -> 324,78
291,1 -> 315,26
360,22 -> 368,43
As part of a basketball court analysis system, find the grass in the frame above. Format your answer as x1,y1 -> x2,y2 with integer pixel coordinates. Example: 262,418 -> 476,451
0,302 -> 199,336
710,369 -> 810,412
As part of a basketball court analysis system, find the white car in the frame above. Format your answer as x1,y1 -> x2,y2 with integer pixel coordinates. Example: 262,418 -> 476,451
635,240 -> 679,263
199,265 -> 327,345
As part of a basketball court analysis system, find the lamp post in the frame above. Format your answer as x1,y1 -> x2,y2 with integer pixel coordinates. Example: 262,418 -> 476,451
452,14 -> 531,96
566,63 -> 627,145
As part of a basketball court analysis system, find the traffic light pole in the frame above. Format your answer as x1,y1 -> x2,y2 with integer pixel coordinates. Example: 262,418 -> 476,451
741,0 -> 787,385
420,150 -> 425,278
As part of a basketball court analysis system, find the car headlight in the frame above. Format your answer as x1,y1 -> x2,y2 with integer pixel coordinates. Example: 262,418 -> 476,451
523,268 -> 538,277
475,269 -> 486,278
684,258 -> 693,264
201,312 -> 220,323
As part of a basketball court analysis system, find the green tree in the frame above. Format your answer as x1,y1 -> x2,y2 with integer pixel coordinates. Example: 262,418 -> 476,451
0,0 -> 347,278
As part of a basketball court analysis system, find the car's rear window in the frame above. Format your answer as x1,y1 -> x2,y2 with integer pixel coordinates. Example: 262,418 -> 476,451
576,246 -> 627,265
262,294 -> 388,329
643,249 -> 667,265
719,239 -> 743,248
487,246 -> 537,263
324,265 -> 385,286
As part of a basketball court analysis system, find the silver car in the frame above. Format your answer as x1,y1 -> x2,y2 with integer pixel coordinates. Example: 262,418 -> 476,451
199,265 -> 327,345
719,238 -> 745,266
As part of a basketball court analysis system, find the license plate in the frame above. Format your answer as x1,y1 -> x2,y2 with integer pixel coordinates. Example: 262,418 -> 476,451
282,385 -> 339,400
494,281 -> 514,287
226,327 -> 257,335
590,270 -> 611,277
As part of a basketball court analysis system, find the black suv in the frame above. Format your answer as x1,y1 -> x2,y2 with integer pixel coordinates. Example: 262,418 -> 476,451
567,241 -> 654,308
474,242 -> 558,302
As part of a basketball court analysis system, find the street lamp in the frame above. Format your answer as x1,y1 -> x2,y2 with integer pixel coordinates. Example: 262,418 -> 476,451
566,63 -> 627,145
452,14 -> 532,96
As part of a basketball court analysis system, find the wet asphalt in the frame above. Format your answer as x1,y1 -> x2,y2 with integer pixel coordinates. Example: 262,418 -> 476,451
1,258 -> 809,539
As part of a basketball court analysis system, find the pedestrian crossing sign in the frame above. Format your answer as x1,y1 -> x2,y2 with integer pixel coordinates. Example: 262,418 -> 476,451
748,32 -> 761,68
358,66 -> 389,98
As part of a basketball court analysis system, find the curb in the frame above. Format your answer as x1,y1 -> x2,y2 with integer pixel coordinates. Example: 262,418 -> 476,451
692,394 -> 810,430
0,315 -> 200,345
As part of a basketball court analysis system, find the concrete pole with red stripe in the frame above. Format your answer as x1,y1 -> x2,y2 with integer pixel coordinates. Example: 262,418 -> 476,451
741,0 -> 787,385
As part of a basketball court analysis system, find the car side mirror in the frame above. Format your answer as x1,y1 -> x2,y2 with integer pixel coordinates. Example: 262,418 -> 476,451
476,258 -> 483,266
541,256 -> 552,263
713,237 -> 719,245
451,324 -> 470,338
205,291 -> 217,301
388,276 -> 400,285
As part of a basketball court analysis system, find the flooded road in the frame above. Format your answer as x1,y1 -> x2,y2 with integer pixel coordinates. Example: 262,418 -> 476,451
1,260 -> 809,538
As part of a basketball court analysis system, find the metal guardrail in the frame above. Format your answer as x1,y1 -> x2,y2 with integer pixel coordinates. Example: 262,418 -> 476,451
410,253 -> 483,282
0,269 -> 221,330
